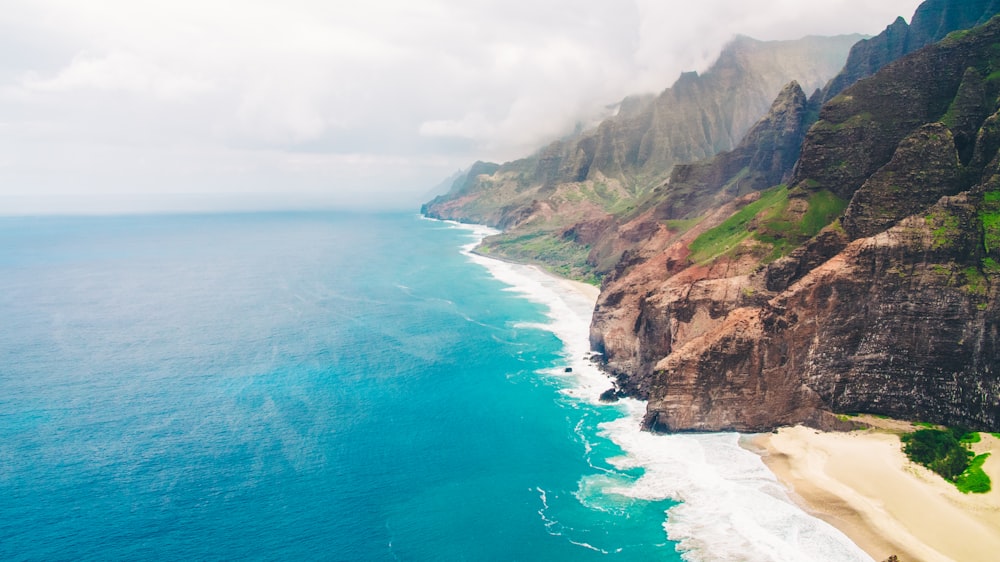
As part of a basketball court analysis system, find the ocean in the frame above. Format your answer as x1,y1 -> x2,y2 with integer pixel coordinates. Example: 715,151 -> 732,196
0,212 -> 869,561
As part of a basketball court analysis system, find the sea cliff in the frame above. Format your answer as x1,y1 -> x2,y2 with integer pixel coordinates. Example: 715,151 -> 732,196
423,0 -> 1000,433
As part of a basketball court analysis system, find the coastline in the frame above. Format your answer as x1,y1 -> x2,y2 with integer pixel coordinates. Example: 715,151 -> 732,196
439,216 -> 872,561
749,421 -> 1000,562
449,212 -> 1000,562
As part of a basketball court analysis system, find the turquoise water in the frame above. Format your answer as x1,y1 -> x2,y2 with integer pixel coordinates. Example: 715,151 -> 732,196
0,213 -> 680,560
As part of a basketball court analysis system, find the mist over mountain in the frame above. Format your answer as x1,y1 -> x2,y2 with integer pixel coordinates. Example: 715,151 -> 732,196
424,0 -> 1000,432
423,34 -> 860,279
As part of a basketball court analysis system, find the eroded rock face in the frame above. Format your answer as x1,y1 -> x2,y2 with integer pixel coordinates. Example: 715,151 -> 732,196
643,192 -> 1000,432
841,123 -> 961,239
424,1 -> 1000,432
590,192 -> 770,398
822,0 -> 1000,102
592,14 -> 1000,432
641,307 -> 832,433
785,197 -> 998,427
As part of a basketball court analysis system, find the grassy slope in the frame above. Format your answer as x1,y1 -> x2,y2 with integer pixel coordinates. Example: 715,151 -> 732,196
687,185 -> 848,264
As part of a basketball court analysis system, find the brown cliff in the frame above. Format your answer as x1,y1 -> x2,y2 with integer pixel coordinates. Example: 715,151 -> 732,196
422,0 -> 1000,433
592,15 -> 1000,432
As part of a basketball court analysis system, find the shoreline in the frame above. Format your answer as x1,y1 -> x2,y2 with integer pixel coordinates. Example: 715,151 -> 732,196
749,421 -> 1000,562
431,216 -> 1000,561
439,217 -> 872,561
469,247 -> 602,295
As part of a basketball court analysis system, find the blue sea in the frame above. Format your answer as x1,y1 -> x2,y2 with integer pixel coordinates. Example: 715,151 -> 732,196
0,212 -> 869,561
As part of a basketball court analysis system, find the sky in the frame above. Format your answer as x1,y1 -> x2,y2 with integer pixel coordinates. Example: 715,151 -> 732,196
0,0 -> 924,214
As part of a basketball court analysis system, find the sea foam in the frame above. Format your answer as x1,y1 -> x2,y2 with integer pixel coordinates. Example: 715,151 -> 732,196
445,220 -> 872,562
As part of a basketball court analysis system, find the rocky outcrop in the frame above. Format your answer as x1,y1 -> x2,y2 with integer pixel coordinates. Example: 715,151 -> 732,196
791,18 -> 1000,201
424,0 -> 1000,433
647,81 -> 816,222
822,0 -> 1000,101
643,188 -> 1000,432
841,123 -> 961,239
593,13 -> 1000,432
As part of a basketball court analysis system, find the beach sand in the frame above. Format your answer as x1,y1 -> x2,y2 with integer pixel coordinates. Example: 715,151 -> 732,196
550,271 -> 601,302
749,420 -> 1000,561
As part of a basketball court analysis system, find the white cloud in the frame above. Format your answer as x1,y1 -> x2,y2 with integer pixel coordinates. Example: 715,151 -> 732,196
21,51 -> 214,101
0,0 -> 926,213
420,113 -> 497,141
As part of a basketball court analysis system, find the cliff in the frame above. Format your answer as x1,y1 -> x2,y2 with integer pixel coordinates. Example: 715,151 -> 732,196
423,0 -> 1000,433
593,14 -> 1000,432
822,0 -> 1000,101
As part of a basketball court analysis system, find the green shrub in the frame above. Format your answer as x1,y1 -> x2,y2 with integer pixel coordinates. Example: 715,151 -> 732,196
956,453 -> 992,494
960,432 -> 982,444
980,191 -> 1000,253
902,428 -> 993,493
901,428 -> 970,481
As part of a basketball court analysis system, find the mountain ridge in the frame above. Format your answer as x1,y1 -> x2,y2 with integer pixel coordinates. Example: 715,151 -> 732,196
423,0 -> 1000,432
423,33 -> 862,281
596,12 -> 1000,432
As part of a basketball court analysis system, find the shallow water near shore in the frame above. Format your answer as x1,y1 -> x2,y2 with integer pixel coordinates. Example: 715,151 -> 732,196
0,212 -> 867,561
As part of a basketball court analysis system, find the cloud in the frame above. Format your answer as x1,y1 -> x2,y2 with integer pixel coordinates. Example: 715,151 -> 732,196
20,51 -> 214,101
0,0 -> 926,213
419,113 -> 497,141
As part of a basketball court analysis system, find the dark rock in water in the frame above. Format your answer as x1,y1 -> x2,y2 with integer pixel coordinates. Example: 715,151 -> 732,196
564,367 -> 573,373
599,388 -> 620,403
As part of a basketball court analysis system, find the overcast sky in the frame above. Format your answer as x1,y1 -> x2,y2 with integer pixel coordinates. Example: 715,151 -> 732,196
0,0 -> 923,214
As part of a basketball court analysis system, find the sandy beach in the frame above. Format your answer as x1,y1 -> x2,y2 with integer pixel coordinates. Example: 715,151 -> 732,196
548,269 -> 601,301
749,420 -> 1000,561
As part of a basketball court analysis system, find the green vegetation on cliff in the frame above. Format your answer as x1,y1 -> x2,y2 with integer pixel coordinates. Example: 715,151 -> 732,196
688,185 -> 790,263
687,185 -> 847,264
755,189 -> 847,259
927,206 -> 963,248
979,190 -> 1000,252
